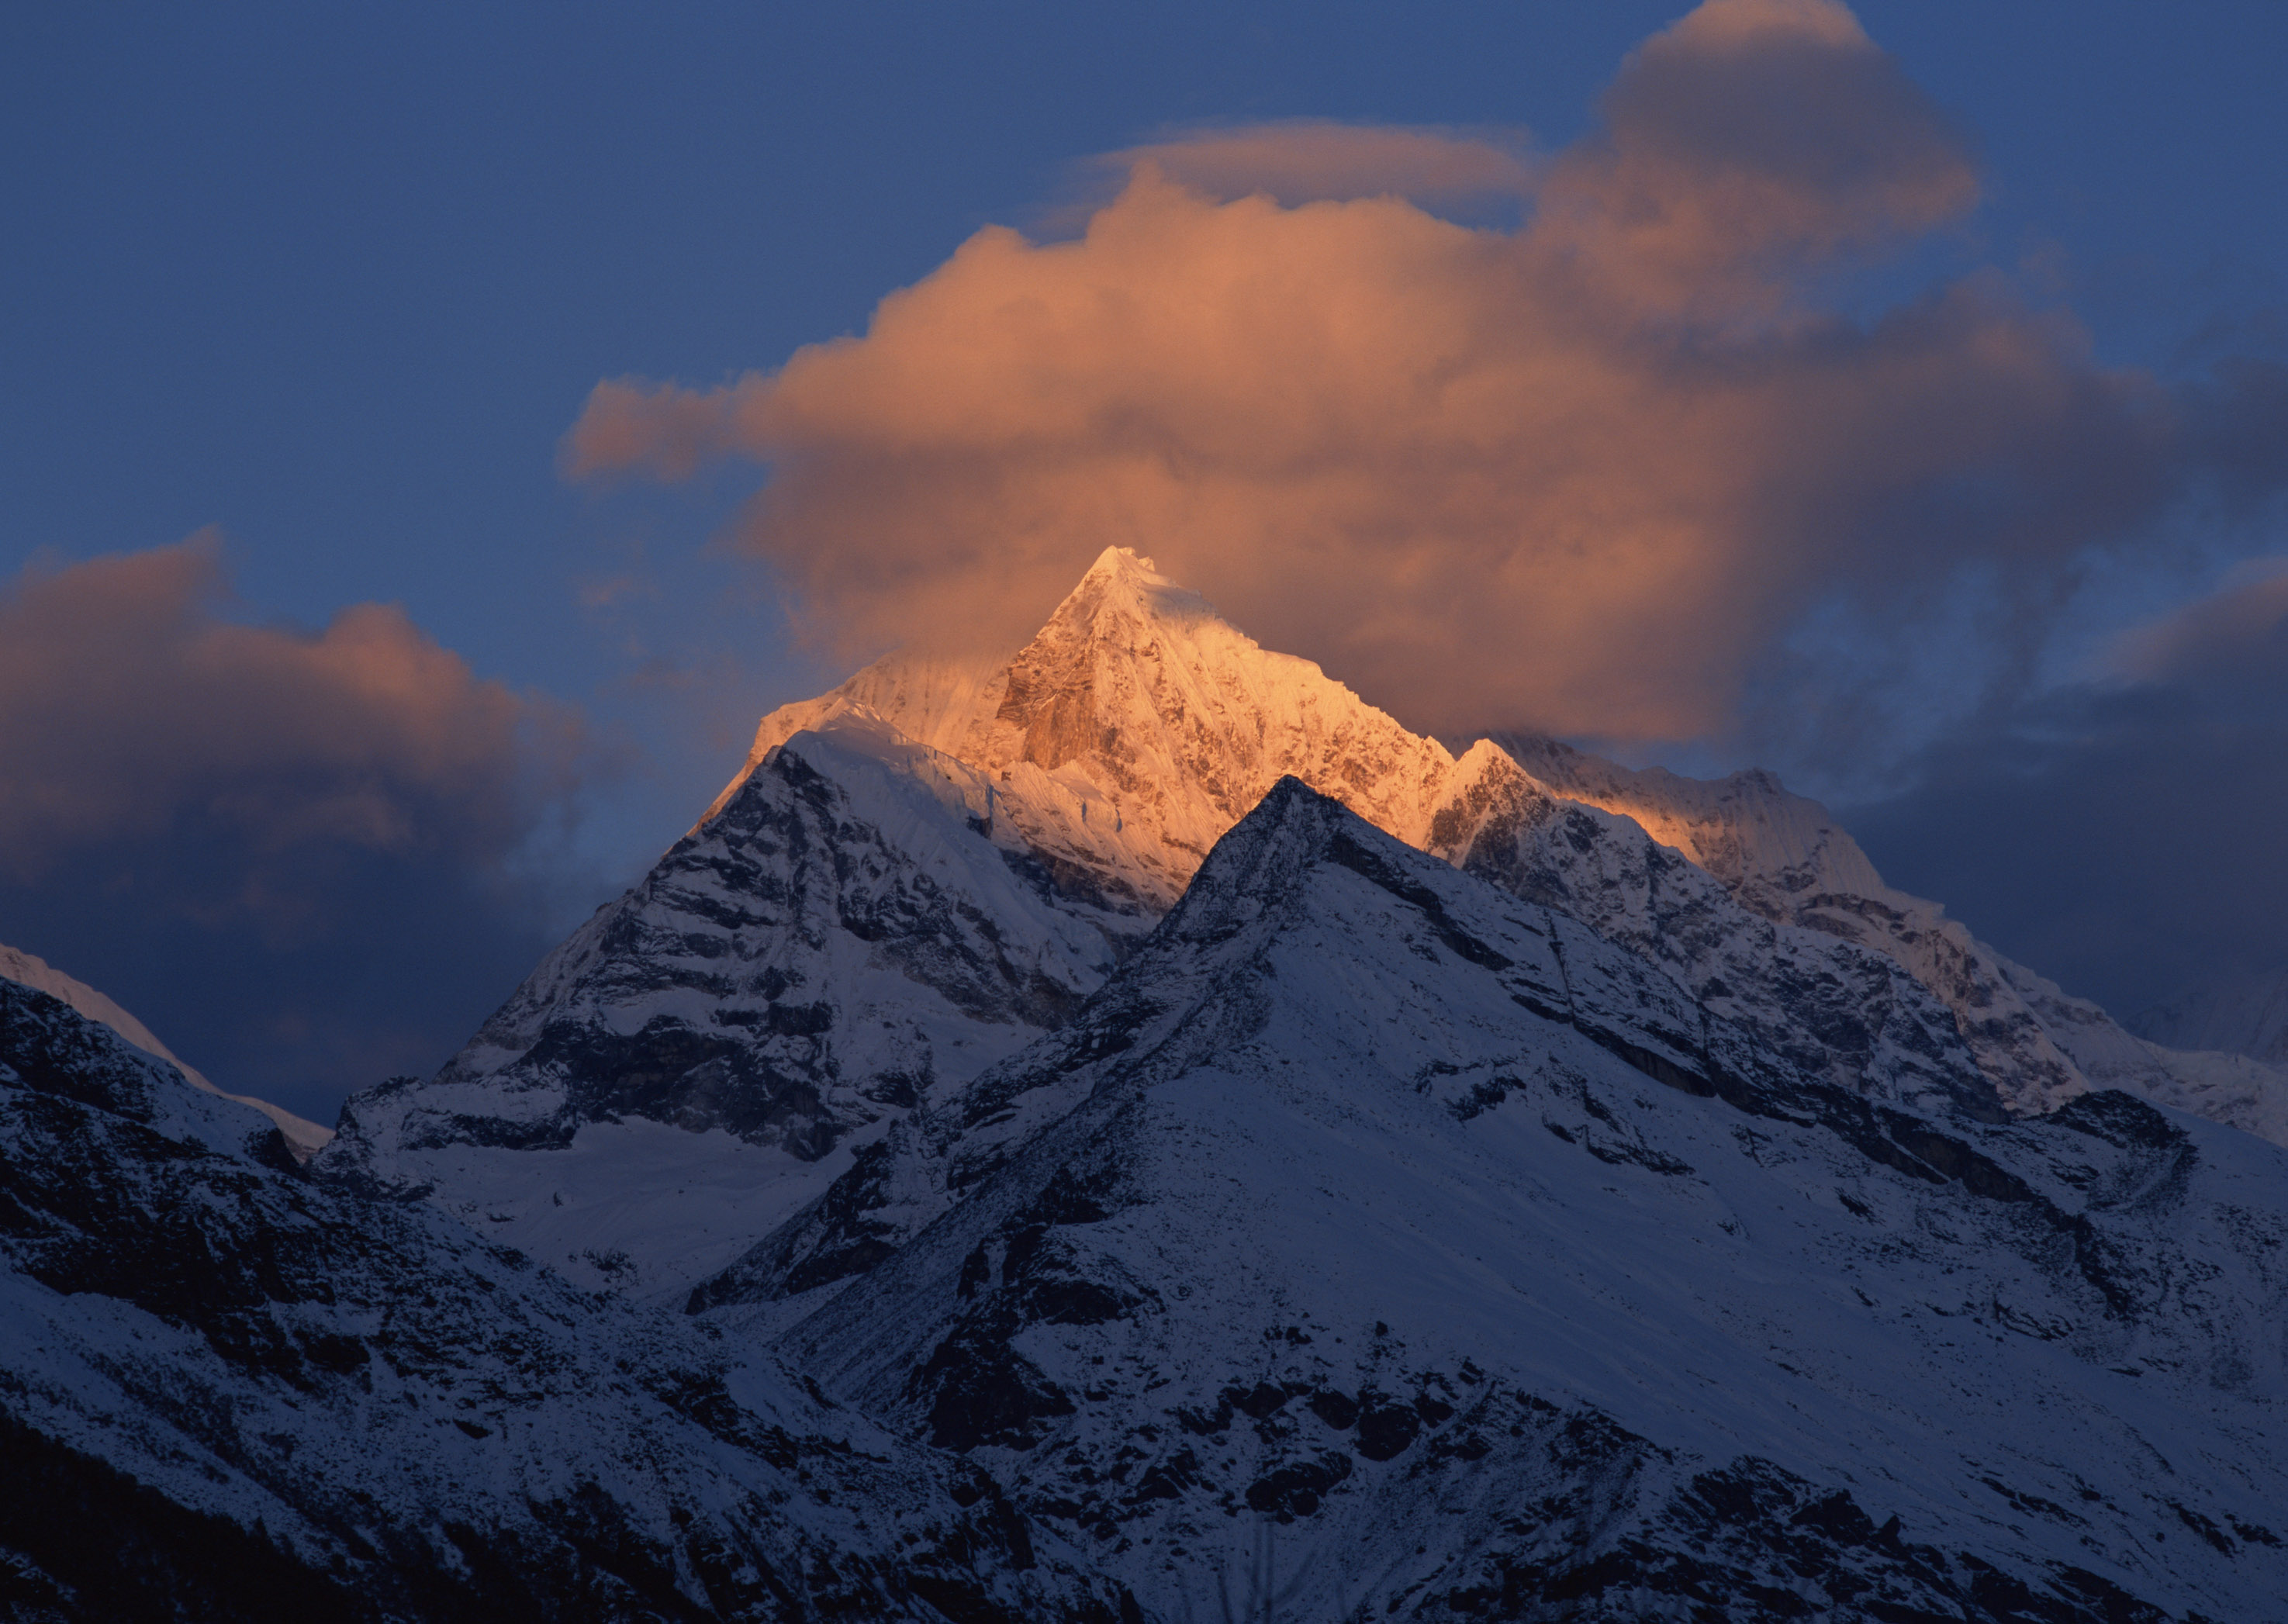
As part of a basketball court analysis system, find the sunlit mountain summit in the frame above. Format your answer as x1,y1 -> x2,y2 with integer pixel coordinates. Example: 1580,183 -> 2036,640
8,547 -> 2288,1619
324,548 -> 2288,1299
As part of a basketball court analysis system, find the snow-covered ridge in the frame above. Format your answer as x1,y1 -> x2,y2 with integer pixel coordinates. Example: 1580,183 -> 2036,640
2134,966 -> 2288,1067
0,974 -> 1124,1620
709,548 -> 2288,1148
754,780 -> 2288,1621
0,939 -> 330,1159
320,711 -> 1135,1297
323,543 -> 2288,1315
1486,734 -> 2288,1144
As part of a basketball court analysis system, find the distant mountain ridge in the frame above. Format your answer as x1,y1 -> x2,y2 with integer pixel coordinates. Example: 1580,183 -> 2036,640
2134,967 -> 2288,1068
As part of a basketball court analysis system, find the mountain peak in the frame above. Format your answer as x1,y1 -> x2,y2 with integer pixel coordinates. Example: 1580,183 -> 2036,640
720,549 -> 1457,912
1055,545 -> 1212,627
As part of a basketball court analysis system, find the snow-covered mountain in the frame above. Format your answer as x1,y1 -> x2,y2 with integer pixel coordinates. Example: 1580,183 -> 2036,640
320,713 -> 1129,1300
742,781 -> 2288,1621
0,973 -> 1134,1622
14,541 -> 2238,1617
1486,738 -> 2288,1145
2134,968 -> 2288,1068
0,938 -> 331,1159
729,550 -> 2288,1149
323,547 -> 2288,1305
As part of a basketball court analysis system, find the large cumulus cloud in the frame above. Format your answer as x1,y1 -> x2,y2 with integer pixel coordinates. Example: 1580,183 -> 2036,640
563,0 -> 2185,745
0,537 -> 586,1118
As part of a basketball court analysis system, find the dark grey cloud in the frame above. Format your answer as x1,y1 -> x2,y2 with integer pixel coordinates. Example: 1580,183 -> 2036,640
1844,562 -> 2288,1022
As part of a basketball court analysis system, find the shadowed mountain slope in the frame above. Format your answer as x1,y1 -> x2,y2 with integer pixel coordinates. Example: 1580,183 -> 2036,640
0,975 -> 1135,1622
750,781 -> 2288,1623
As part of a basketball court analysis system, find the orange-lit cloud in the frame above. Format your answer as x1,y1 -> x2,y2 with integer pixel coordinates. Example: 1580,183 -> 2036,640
0,535 -> 569,891
565,0 -> 2179,743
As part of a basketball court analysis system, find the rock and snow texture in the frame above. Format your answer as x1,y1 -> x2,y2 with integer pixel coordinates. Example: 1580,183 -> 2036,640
724,547 -> 1460,914
319,714 -> 1128,1299
0,975 -> 1133,1622
329,544 -> 2288,1315
754,783 -> 2288,1622
0,938 -> 331,1159
1488,735 -> 2288,1145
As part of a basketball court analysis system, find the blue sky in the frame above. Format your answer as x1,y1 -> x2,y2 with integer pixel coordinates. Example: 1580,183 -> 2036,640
3,2 -> 2284,1118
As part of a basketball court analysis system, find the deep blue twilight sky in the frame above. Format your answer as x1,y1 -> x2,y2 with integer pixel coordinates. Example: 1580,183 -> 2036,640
3,1 -> 2285,1121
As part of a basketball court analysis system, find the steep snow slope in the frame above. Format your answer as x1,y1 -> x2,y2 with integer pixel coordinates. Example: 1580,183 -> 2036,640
0,974 -> 1132,1623
700,647 -> 1016,826
320,714 -> 1128,1299
0,938 -> 331,1159
756,783 -> 2288,1623
1494,734 -> 2288,1145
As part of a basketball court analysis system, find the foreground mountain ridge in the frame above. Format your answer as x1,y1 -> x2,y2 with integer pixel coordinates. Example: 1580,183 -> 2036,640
0,974 -> 1135,1621
748,779 -> 2288,1622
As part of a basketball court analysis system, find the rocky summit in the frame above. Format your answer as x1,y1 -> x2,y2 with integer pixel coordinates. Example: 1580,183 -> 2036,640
7,548 -> 2288,1621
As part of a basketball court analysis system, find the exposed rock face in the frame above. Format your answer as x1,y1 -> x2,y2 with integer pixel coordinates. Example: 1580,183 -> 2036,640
0,976 -> 1132,1623
748,783 -> 2288,1623
320,714 -> 1127,1298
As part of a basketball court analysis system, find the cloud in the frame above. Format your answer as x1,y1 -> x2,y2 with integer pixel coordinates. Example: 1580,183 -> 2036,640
0,537 -> 590,1119
563,0 -> 2243,750
0,534 -> 569,891
2108,559 -> 2288,690
1849,560 -> 2288,1016
1094,122 -> 1536,213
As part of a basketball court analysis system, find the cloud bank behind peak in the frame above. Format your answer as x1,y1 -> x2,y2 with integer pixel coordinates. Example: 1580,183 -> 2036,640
565,0 -> 2257,757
